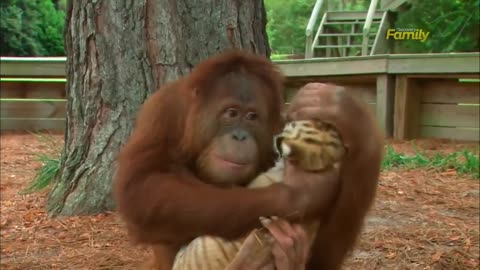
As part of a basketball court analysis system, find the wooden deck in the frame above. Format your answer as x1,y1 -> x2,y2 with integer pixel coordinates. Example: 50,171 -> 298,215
1,53 -> 479,141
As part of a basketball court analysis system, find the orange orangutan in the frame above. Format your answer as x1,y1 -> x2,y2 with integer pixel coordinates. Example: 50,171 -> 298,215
114,50 -> 383,270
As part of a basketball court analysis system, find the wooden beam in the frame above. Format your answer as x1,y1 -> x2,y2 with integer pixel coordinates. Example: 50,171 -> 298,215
420,104 -> 479,128
376,74 -> 395,137
380,0 -> 408,10
388,53 -> 480,74
0,57 -> 66,77
275,53 -> 480,77
420,127 -> 479,141
284,75 -> 377,87
277,57 -> 388,77
2,53 -> 478,79
0,100 -> 66,119
327,11 -> 385,21
394,76 -> 420,140
404,74 -> 480,79
0,118 -> 65,132
0,81 -> 66,99
420,79 -> 480,104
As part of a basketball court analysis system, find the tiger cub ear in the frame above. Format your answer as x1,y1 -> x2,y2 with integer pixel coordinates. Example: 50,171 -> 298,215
273,135 -> 293,158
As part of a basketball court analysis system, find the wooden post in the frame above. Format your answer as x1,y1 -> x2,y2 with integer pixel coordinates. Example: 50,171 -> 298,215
394,76 -> 421,139
376,74 -> 395,137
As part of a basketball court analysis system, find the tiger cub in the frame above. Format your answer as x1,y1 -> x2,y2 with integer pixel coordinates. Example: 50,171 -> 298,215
172,120 -> 346,270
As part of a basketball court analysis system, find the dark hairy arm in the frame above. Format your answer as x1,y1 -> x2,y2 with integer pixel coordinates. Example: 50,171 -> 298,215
307,138 -> 382,269
114,169 -> 301,245
286,83 -> 384,270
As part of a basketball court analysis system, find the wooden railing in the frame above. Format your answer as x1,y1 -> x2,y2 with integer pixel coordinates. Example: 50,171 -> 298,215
1,53 -> 479,141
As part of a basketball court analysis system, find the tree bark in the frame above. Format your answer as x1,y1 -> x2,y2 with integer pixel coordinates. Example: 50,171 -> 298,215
47,0 -> 271,216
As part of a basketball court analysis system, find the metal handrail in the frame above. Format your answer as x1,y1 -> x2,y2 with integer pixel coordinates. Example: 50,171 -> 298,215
362,0 -> 379,55
370,11 -> 388,55
305,0 -> 324,58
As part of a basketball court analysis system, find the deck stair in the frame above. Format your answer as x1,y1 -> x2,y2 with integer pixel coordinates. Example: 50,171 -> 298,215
305,0 -> 408,58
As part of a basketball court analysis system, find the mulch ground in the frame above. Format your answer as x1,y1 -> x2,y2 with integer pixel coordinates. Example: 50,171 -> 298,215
1,133 -> 479,270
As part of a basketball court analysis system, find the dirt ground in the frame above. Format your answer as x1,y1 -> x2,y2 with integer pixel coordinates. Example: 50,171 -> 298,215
1,133 -> 479,270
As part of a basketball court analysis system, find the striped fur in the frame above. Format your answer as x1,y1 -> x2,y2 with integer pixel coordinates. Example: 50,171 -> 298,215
172,120 -> 345,270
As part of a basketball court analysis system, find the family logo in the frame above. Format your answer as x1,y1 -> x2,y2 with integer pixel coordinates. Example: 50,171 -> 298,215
386,28 -> 430,42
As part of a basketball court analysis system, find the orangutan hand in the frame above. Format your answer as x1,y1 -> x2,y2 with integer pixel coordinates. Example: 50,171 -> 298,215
286,83 -> 378,157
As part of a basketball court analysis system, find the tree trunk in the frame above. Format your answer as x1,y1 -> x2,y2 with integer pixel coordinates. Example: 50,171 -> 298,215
47,0 -> 271,216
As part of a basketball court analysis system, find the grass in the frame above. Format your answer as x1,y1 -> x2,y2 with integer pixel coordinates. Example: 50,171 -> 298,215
382,145 -> 480,178
20,153 -> 61,194
20,133 -> 63,194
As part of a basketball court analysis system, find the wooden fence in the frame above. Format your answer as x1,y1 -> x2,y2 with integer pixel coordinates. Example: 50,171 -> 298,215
1,53 -> 479,141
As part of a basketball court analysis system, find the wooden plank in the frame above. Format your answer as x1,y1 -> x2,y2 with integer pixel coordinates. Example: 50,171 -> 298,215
420,126 -> 480,141
420,80 -> 480,104
0,57 -> 66,77
25,84 -> 66,99
284,75 -> 377,87
284,88 -> 298,103
459,78 -> 480,82
381,0 -> 408,10
0,118 -> 65,132
275,53 -> 480,76
376,74 -> 395,137
0,57 -> 67,62
282,102 -> 376,118
0,82 -> 26,98
388,54 -> 480,74
0,100 -> 66,119
394,76 -> 421,139
346,85 -> 377,103
406,73 -> 480,79
327,11 -> 385,21
420,104 -> 479,128
277,58 -> 388,77
0,82 -> 66,99
368,103 -> 377,115
284,84 -> 376,104
1,77 -> 66,82
2,53 -> 478,78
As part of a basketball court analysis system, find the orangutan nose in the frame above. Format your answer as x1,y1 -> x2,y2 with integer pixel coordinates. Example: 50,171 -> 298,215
232,129 -> 248,141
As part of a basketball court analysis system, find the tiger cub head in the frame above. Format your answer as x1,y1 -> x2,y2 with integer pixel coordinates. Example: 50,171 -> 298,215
273,120 -> 346,172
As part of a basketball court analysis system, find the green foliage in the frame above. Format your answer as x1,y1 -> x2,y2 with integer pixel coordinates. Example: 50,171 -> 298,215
0,0 -> 65,56
20,133 -> 62,194
20,153 -> 61,194
395,0 -> 480,53
265,0 -> 479,55
1,0 -> 478,56
265,0 -> 315,55
382,145 -> 480,179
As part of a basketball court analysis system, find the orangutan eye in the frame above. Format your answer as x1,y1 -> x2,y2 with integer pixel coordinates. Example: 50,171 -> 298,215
225,108 -> 239,118
245,112 -> 258,121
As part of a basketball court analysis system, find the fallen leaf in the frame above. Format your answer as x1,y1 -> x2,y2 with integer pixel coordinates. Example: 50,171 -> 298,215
386,252 -> 396,259
0,219 -> 10,230
431,251 -> 443,262
464,238 -> 472,247
449,235 -> 461,241
23,212 -> 36,222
